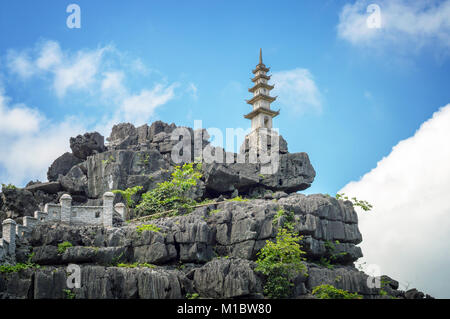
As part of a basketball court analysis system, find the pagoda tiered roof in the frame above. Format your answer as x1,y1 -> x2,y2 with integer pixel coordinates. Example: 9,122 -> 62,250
251,73 -> 271,82
248,82 -> 274,93
244,107 -> 280,119
246,94 -> 277,105
252,64 -> 270,74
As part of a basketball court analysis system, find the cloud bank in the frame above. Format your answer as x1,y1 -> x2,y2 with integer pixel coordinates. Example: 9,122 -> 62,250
340,103 -> 450,298
337,0 -> 450,52
272,68 -> 322,114
0,40 -> 187,186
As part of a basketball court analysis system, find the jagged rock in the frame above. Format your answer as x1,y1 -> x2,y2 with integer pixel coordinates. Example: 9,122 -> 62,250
0,188 -> 39,219
405,288 -> 425,299
107,123 -> 138,150
1,119 -> 431,300
305,264 -> 379,296
148,120 -> 177,140
381,275 -> 399,290
70,132 -> 106,160
86,150 -> 170,198
47,152 -> 83,182
193,258 -> 263,298
202,152 -> 315,195
0,268 -> 34,299
33,267 -> 67,299
24,181 -> 62,194
58,165 -> 88,195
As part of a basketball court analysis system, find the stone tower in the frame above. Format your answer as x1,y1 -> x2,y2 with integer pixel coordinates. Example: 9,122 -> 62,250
242,49 -> 280,156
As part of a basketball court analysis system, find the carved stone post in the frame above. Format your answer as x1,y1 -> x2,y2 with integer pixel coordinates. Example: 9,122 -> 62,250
2,218 -> 16,255
60,194 -> 72,224
103,192 -> 115,227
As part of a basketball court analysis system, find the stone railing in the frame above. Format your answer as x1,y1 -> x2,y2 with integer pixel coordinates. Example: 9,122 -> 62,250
0,192 -> 125,262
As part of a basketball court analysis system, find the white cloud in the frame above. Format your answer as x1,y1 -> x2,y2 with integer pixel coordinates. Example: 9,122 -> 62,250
0,89 -> 85,185
36,40 -> 62,71
271,68 -> 322,114
0,88 -> 43,135
53,47 -> 108,97
0,40 -> 184,185
339,103 -> 450,298
337,0 -> 450,52
6,40 -> 110,97
187,82 -> 198,100
120,83 -> 178,125
6,51 -> 35,79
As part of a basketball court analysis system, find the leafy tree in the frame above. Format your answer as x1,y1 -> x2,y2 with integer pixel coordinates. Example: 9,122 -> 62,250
112,186 -> 143,209
336,193 -> 373,212
255,227 -> 307,298
135,163 -> 202,217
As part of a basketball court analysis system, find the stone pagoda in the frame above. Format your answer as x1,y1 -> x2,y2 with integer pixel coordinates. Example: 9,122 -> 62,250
241,49 -> 280,156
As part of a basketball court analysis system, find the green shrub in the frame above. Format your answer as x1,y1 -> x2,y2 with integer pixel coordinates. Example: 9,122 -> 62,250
136,224 -> 161,234
63,289 -> 76,299
335,193 -> 373,212
57,241 -> 73,254
186,293 -> 200,299
135,163 -> 202,217
317,240 -> 348,269
255,228 -> 307,298
1,183 -> 17,191
272,209 -> 295,231
209,209 -> 221,215
112,186 -> 143,209
312,284 -> 363,299
227,196 -> 248,202
0,262 -> 40,273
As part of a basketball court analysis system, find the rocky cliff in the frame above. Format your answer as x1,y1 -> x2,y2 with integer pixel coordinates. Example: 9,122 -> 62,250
0,121 -> 431,299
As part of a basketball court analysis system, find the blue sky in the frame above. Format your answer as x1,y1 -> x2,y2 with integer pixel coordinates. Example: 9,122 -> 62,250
1,0 -> 450,297
0,0 -> 448,193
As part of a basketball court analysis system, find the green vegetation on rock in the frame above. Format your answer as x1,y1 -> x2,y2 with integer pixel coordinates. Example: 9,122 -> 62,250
135,163 -> 202,217
312,284 -> 362,299
255,210 -> 307,299
57,241 -> 73,254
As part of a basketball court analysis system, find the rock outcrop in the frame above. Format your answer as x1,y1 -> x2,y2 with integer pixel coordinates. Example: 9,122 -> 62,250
0,120 -> 432,299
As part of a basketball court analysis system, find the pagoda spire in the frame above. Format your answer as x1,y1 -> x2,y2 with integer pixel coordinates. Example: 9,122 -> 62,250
244,49 -> 279,132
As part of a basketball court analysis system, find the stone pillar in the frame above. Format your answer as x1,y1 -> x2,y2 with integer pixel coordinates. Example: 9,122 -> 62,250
114,202 -> 126,221
24,216 -> 38,228
60,194 -> 72,224
103,192 -> 115,227
2,218 -> 16,255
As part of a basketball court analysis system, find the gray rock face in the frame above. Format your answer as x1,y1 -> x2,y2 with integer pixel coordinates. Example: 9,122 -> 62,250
40,121 -> 316,207
201,152 -> 315,196
0,120 -> 430,300
47,152 -> 83,182
107,123 -> 138,150
24,182 -> 62,194
58,165 -> 88,195
26,194 -> 362,267
86,149 -> 170,199
0,188 -> 39,221
0,265 -> 190,299
70,132 -> 106,160
193,258 -> 263,298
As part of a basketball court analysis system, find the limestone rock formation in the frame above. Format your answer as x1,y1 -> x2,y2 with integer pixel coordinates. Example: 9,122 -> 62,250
70,132 -> 106,160
0,120 -> 432,299
47,152 -> 83,182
